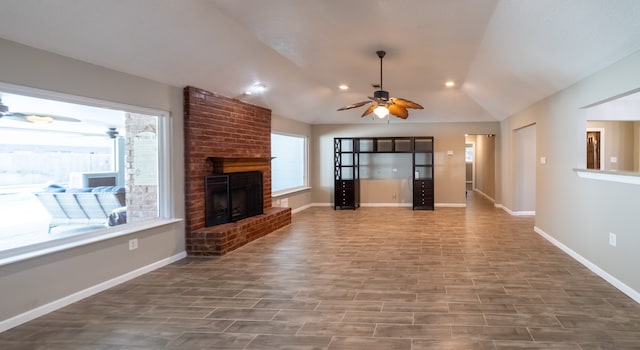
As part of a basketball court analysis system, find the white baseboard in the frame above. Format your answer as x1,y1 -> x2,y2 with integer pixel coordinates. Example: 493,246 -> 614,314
0,251 -> 186,333
513,210 -> 536,216
305,202 -> 467,209
474,189 -> 495,203
435,203 -> 466,208
534,226 -> 640,304
311,203 -> 332,207
494,204 -> 535,216
360,203 -> 412,208
494,204 -> 510,214
291,203 -> 313,214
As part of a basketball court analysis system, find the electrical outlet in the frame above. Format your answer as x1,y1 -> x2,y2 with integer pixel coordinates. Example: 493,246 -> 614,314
129,238 -> 138,251
609,232 -> 616,247
392,192 -> 397,199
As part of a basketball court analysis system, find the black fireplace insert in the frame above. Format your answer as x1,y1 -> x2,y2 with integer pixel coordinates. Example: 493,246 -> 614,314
205,171 -> 263,227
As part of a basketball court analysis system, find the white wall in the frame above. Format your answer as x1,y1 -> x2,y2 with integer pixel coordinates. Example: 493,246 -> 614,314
0,38 -> 185,327
500,48 -> 640,299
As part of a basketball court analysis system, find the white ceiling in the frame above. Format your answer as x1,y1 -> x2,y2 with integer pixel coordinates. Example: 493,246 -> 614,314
1,0 -> 640,124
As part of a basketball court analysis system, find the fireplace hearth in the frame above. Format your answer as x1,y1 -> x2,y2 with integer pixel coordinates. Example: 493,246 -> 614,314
205,171 -> 263,227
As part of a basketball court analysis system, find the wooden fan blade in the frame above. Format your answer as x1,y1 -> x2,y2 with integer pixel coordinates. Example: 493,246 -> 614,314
337,101 -> 371,111
360,104 -> 377,117
2,112 -> 81,122
391,98 -> 423,109
388,104 -> 409,119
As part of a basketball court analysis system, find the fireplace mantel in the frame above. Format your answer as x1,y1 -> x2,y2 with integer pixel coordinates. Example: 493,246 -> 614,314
208,156 -> 272,174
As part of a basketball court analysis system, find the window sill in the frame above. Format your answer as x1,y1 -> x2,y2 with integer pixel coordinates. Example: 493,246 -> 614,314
0,218 -> 182,267
272,186 -> 311,198
574,168 -> 640,185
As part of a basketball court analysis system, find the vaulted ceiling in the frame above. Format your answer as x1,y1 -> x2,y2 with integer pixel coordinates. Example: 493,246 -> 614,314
1,0 -> 640,124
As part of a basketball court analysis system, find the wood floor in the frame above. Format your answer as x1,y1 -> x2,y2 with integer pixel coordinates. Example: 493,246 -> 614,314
2,191 -> 640,349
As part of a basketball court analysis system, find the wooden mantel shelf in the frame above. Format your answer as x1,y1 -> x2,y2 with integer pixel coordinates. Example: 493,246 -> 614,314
207,156 -> 273,174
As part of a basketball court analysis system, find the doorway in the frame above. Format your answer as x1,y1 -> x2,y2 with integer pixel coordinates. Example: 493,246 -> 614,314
586,129 -> 603,170
465,142 -> 474,196
464,134 -> 495,203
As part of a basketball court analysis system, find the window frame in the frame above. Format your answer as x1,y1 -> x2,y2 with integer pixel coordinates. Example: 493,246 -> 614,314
0,81 -> 175,265
270,132 -> 309,197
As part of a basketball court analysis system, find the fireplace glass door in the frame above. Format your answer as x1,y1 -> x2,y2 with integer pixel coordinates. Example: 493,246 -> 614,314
205,171 -> 263,227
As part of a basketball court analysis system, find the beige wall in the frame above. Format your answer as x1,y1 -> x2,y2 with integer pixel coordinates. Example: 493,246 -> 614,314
501,49 -> 640,296
0,38 -> 185,325
311,122 -> 499,206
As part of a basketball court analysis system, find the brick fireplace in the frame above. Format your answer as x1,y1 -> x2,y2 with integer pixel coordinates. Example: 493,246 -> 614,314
183,86 -> 291,255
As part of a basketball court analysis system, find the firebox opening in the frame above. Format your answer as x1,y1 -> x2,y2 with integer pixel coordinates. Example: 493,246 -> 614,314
205,171 -> 263,227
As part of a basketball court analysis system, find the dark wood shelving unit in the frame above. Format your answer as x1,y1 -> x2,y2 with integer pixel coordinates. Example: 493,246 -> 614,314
412,137 -> 434,210
334,136 -> 434,210
334,138 -> 359,209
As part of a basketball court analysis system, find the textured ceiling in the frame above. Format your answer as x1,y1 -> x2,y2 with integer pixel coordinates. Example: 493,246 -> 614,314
0,0 -> 640,124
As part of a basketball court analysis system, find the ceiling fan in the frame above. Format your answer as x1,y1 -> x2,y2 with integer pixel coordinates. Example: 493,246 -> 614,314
337,50 -> 423,119
0,96 -> 80,124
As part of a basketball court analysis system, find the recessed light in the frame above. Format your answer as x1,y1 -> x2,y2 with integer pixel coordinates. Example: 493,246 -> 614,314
244,82 -> 267,96
253,82 -> 267,92
445,81 -> 455,88
339,84 -> 349,90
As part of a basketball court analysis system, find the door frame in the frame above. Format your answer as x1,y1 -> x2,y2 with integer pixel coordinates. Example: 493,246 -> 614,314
587,127 -> 605,170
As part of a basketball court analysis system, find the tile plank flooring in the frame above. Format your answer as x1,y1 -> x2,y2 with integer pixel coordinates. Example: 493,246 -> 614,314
2,191 -> 640,349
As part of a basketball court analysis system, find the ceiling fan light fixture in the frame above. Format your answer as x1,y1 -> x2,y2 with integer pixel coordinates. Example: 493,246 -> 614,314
373,105 -> 389,119
25,114 -> 54,124
337,50 -> 423,120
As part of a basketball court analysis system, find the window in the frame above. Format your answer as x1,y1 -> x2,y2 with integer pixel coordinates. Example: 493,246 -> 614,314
271,133 -> 308,194
0,83 -> 171,257
465,144 -> 474,163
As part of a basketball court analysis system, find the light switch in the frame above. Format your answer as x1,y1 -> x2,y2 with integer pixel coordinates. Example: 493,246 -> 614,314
540,156 -> 546,165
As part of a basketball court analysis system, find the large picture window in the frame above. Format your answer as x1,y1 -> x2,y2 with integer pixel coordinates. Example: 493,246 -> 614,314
271,133 -> 308,195
0,84 -> 170,257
